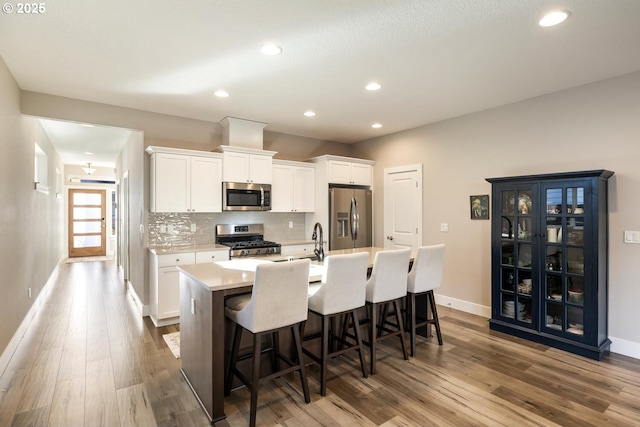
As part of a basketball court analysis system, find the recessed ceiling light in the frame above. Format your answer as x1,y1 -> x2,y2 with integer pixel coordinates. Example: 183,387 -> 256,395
371,123 -> 382,129
366,82 -> 381,91
84,152 -> 94,155
539,10 -> 570,27
214,90 -> 229,98
81,124 -> 95,128
304,111 -> 316,117
261,44 -> 282,55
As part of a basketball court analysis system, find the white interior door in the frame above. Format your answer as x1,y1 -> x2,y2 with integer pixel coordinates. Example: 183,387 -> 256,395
384,165 -> 423,253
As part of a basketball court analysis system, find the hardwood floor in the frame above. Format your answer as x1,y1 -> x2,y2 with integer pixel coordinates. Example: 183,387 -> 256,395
1,259 -> 639,426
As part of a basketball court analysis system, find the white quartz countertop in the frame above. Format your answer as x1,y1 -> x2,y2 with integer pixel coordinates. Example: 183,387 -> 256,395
177,247 -> 389,293
148,244 -> 229,255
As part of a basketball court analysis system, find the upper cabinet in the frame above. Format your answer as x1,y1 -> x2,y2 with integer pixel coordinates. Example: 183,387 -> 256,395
272,160 -> 315,212
216,145 -> 276,184
311,155 -> 374,186
147,146 -> 222,213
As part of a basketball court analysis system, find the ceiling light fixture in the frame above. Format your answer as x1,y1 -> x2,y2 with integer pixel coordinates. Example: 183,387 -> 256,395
539,10 -> 570,27
371,123 -> 382,129
261,44 -> 282,56
83,162 -> 96,175
214,90 -> 229,98
366,82 -> 381,91
304,111 -> 316,117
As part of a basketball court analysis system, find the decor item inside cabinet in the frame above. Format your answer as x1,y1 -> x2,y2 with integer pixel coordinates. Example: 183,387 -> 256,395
486,170 -> 613,360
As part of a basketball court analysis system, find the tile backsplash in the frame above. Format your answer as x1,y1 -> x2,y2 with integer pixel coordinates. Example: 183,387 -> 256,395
148,211 -> 308,248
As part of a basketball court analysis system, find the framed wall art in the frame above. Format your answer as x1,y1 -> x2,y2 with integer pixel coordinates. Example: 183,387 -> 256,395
470,195 -> 489,220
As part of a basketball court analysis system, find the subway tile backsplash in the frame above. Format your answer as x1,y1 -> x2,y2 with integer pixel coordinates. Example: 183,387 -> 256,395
148,211 -> 308,248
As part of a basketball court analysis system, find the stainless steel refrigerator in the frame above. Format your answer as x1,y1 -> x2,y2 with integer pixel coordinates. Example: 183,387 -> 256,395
329,185 -> 372,250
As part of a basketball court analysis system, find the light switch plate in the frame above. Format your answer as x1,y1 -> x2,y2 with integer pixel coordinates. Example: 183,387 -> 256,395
191,223 -> 197,232
440,223 -> 449,232
624,230 -> 640,243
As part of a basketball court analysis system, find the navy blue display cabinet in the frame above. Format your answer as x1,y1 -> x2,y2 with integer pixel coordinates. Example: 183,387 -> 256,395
486,170 -> 614,360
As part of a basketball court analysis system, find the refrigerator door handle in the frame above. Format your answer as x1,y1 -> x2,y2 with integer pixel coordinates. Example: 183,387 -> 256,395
351,197 -> 359,241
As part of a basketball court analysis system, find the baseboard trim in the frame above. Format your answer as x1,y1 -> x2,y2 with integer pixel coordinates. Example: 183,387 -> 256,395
434,294 -> 639,360
126,281 -> 150,317
0,258 -> 63,378
609,336 -> 640,359
435,293 -> 491,319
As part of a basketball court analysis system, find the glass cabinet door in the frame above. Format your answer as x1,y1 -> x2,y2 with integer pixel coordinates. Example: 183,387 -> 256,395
543,186 -> 585,337
498,188 -> 533,325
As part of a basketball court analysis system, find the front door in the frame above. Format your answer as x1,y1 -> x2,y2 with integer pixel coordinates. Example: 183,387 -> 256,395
68,189 -> 107,257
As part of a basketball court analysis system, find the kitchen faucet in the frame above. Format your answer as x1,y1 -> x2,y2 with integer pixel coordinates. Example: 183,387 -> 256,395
312,222 -> 325,262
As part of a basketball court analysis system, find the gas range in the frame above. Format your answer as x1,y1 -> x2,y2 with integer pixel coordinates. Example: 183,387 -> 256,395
216,224 -> 281,258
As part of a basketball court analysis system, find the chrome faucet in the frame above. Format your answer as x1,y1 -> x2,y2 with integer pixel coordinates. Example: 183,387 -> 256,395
312,222 -> 325,262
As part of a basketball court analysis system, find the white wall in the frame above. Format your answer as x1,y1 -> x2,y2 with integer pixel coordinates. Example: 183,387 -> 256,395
0,57 -> 65,366
355,71 -> 640,358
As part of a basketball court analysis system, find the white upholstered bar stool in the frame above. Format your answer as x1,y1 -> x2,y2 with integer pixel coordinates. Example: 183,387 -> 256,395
365,248 -> 411,375
304,252 -> 369,396
224,259 -> 311,427
407,244 -> 446,357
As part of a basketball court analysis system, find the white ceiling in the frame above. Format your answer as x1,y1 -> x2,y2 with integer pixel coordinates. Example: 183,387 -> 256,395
2,0 -> 640,164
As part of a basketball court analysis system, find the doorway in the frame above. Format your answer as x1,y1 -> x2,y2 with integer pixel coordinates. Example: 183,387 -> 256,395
68,189 -> 107,257
383,164 -> 423,252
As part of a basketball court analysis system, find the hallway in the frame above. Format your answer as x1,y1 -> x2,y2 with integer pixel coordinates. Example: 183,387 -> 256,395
0,259 -> 205,426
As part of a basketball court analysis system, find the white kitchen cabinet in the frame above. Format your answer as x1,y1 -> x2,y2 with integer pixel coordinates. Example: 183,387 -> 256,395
217,145 -> 276,184
147,147 -> 222,213
149,248 -> 230,327
150,252 -> 196,327
327,159 -> 372,186
272,161 -> 315,212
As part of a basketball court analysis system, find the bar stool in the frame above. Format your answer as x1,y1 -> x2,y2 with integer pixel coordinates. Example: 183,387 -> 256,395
303,252 -> 369,396
224,259 -> 311,427
407,244 -> 446,356
365,248 -> 411,374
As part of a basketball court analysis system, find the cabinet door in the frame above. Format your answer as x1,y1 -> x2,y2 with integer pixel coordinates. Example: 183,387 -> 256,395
271,164 -> 293,212
222,151 -> 250,183
351,163 -> 372,186
495,185 -> 538,327
327,161 -> 352,184
249,154 -> 272,184
292,166 -> 315,212
190,156 -> 222,212
541,182 -> 589,340
153,153 -> 190,212
158,266 -> 181,319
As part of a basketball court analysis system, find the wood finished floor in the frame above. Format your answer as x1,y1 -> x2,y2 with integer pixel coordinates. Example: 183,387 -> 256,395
1,260 -> 639,426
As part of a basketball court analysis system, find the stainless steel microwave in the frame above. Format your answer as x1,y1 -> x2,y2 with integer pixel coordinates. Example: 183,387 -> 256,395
222,182 -> 271,211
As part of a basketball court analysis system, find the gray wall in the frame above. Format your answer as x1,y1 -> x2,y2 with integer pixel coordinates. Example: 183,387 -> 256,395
354,70 -> 640,356
0,57 -> 65,360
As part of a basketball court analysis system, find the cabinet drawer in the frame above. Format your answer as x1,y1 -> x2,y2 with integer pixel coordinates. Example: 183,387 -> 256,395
196,250 -> 230,264
280,244 -> 315,257
157,252 -> 196,267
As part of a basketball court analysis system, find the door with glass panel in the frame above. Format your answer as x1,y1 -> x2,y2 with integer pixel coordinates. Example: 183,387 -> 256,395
495,183 -> 538,328
541,183 -> 589,339
68,189 -> 106,257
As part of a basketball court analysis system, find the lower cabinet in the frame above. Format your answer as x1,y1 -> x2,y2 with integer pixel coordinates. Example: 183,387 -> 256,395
149,249 -> 229,327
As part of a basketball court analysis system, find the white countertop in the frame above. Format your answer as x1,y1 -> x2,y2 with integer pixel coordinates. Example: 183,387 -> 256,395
177,247 -> 388,293
148,244 -> 229,255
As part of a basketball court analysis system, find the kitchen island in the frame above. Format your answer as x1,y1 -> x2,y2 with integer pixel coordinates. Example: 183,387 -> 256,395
177,247 -> 402,423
